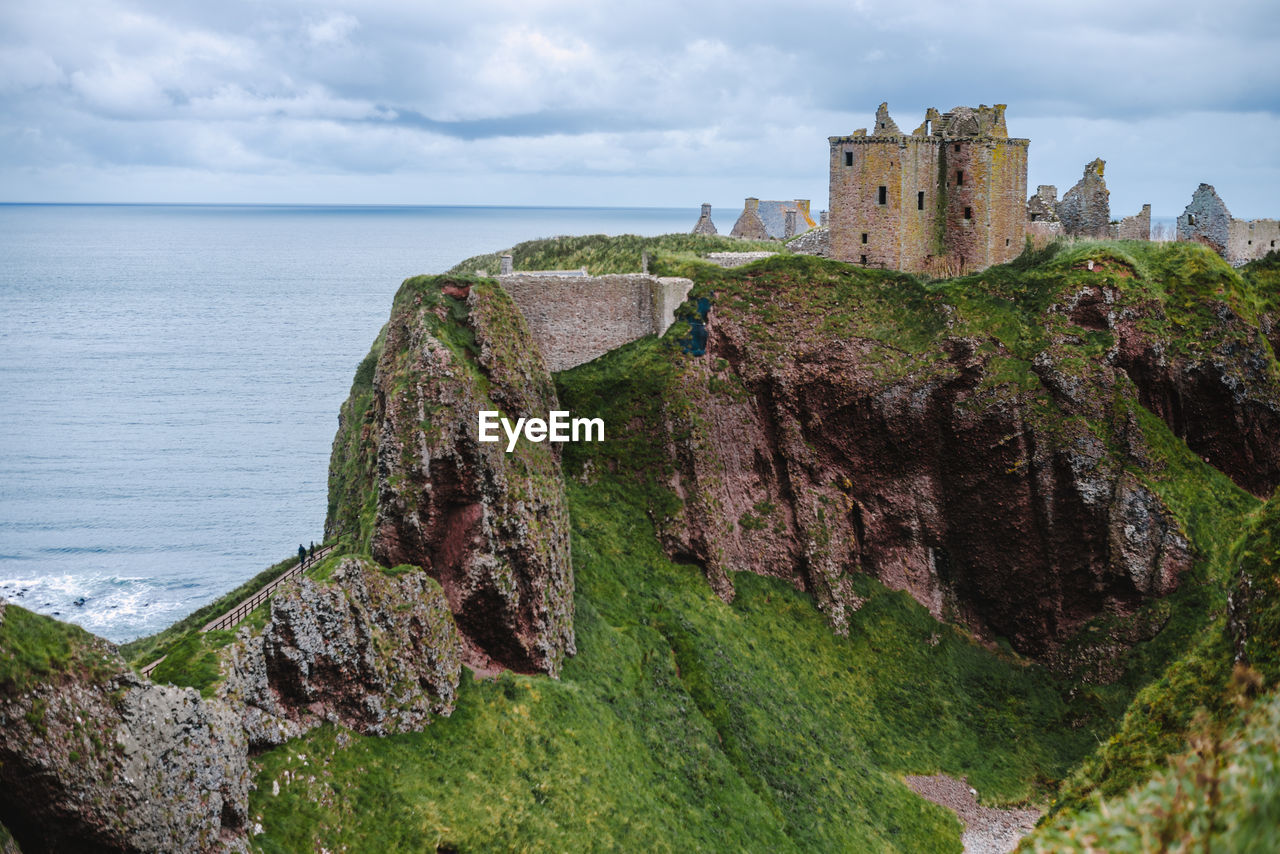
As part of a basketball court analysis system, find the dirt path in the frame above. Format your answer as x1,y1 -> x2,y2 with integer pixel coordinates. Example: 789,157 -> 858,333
904,774 -> 1041,854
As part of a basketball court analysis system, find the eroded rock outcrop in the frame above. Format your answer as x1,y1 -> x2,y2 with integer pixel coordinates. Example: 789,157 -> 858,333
219,557 -> 462,749
0,602 -> 250,854
648,249 -> 1278,661
327,276 -> 574,676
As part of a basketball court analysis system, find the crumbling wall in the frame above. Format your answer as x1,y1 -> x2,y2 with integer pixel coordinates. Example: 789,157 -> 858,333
500,273 -> 693,371
1177,183 -> 1277,265
1028,185 -> 1059,223
1228,218 -> 1280,264
1027,220 -> 1064,248
1058,159 -> 1111,237
1178,183 -> 1232,257
1112,204 -> 1151,241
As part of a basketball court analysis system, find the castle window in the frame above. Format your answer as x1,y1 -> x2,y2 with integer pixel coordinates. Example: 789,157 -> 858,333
1188,214 -> 1195,226
845,151 -> 853,167
1272,240 -> 1276,247
964,207 -> 972,220
861,233 -> 868,244
860,254 -> 868,265
1006,238 -> 1011,246
954,144 -> 960,153
877,186 -> 887,205
917,191 -> 924,210
1031,213 -> 1038,222
956,170 -> 964,186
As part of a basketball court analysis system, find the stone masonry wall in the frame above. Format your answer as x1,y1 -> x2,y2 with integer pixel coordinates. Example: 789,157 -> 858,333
1178,183 -> 1232,256
500,274 -> 693,372
1228,218 -> 1280,264
829,102 -> 1027,275
1058,159 -> 1111,238
1113,204 -> 1152,240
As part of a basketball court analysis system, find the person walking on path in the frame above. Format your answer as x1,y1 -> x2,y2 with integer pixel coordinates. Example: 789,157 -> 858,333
298,543 -> 307,566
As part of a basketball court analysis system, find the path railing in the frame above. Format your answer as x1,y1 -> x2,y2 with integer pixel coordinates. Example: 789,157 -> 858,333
140,533 -> 346,680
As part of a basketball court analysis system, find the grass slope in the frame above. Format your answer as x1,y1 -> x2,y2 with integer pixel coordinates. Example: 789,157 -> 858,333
251,471 -> 1089,853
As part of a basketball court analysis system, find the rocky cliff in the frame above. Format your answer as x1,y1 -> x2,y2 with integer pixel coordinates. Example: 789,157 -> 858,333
326,275 -> 574,676
219,558 -> 462,749
0,602 -> 250,854
633,244 -> 1279,661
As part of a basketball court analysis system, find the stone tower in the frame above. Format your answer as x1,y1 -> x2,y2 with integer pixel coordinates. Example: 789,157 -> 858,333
828,103 -> 1029,274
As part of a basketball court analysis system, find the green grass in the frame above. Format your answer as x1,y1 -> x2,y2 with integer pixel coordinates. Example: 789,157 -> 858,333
120,552 -> 304,669
251,475 -> 1091,853
448,233 -> 781,277
0,603 -> 118,692
1025,677 -> 1280,853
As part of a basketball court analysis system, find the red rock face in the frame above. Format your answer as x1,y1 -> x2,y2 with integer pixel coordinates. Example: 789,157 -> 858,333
357,279 -> 575,677
658,290 -> 1232,660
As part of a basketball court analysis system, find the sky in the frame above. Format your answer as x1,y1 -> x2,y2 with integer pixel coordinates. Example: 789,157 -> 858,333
2,0 -> 1278,217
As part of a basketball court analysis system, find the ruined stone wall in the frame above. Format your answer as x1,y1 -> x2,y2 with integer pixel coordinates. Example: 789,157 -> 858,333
1178,183 -> 1232,256
1113,204 -> 1151,240
1058,159 -> 1111,238
499,273 -> 693,371
1228,219 -> 1280,264
1027,220 -> 1064,248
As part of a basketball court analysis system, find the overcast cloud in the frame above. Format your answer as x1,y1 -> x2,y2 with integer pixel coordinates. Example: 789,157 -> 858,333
2,0 -> 1277,215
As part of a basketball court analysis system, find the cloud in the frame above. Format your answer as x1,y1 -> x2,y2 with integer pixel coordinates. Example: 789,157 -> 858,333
0,0 -> 1276,209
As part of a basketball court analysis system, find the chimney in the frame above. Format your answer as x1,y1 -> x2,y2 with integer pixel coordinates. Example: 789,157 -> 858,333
700,203 -> 712,217
784,209 -> 797,239
819,210 -> 829,227
745,197 -> 759,211
500,254 -> 513,275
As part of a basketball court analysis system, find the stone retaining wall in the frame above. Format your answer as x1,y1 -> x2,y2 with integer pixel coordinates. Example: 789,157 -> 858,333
500,273 -> 694,371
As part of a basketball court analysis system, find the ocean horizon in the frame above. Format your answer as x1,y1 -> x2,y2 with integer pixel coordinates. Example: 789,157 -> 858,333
0,203 -> 699,642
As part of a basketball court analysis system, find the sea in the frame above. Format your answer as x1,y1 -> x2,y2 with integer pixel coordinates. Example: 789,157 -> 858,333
0,204 -> 697,643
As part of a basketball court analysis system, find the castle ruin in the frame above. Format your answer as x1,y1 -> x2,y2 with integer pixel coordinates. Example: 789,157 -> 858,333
1178,183 -> 1279,265
1027,159 -> 1151,244
828,103 -> 1028,274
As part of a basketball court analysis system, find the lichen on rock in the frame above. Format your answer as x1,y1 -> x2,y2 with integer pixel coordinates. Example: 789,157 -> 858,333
218,557 -> 462,749
0,602 -> 250,854
327,276 -> 574,676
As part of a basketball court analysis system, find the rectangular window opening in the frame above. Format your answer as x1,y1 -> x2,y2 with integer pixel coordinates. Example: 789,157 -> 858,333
861,232 -> 868,244
1006,238 -> 1011,246
845,151 -> 853,167
953,143 -> 960,153
956,170 -> 964,186
964,206 -> 972,220
877,186 -> 887,205
860,254 -> 868,265
917,191 -> 924,210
